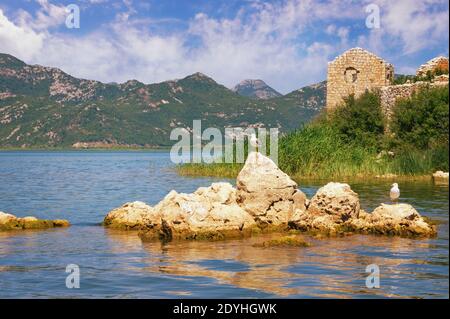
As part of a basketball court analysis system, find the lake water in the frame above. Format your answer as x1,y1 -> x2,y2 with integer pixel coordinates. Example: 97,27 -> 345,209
0,151 -> 448,298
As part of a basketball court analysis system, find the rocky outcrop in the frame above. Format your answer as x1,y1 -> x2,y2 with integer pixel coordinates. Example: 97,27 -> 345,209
351,204 -> 436,237
289,184 -> 436,237
236,152 -> 297,228
432,171 -> 449,184
138,183 -> 257,241
307,182 -> 360,221
0,211 -> 70,231
104,153 -> 437,241
103,201 -> 155,229
289,182 -> 360,234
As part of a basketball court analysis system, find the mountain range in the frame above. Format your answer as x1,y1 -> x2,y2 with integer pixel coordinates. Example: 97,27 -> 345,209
0,53 -> 326,148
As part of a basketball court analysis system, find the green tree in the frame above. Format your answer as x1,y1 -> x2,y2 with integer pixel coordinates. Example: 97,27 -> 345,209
330,91 -> 385,150
391,86 -> 449,149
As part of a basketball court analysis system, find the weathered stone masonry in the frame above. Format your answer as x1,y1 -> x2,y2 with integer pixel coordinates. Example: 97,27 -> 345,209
326,48 -> 394,111
326,48 -> 449,131
380,80 -> 449,127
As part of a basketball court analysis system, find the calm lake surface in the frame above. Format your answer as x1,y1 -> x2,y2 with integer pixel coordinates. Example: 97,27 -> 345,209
0,151 -> 448,298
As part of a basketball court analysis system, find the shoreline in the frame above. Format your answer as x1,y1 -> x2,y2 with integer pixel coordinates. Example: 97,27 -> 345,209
176,165 -> 444,183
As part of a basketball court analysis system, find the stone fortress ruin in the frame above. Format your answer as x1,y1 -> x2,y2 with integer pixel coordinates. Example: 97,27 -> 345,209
326,48 -> 394,111
326,48 -> 449,130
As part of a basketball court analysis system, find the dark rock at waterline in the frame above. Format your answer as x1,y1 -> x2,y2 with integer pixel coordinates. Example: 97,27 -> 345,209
0,211 -> 70,231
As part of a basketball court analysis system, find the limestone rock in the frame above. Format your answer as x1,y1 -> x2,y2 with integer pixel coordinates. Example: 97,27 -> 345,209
433,171 -> 449,184
371,203 -> 419,220
288,183 -> 435,238
307,182 -> 360,221
236,152 -> 297,226
357,204 -> 437,237
0,212 -> 16,224
292,189 -> 309,213
103,154 -> 437,240
139,183 -> 257,241
0,211 -> 70,231
288,182 -> 360,234
103,201 -> 157,230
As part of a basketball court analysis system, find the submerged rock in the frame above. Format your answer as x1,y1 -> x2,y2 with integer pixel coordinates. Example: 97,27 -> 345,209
236,152 -> 297,227
0,211 -> 70,231
252,235 -> 311,248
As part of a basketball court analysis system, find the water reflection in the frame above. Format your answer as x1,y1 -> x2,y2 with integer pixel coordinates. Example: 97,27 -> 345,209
0,152 -> 448,298
104,228 -> 448,298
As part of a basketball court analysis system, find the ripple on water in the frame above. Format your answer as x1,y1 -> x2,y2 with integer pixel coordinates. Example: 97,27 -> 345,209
0,151 -> 448,298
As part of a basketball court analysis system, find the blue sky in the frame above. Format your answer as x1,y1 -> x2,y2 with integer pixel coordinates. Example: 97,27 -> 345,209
0,0 -> 449,93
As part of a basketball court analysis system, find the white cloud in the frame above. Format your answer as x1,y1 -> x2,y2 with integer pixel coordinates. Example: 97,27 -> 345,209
17,0 -> 67,30
0,9 -> 45,60
362,0 -> 449,54
0,0 -> 448,93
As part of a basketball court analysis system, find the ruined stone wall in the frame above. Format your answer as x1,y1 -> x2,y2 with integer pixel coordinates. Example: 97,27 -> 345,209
326,48 -> 394,111
380,81 -> 449,132
416,56 -> 449,77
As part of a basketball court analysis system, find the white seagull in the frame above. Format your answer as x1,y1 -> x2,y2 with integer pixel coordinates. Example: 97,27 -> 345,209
390,183 -> 400,203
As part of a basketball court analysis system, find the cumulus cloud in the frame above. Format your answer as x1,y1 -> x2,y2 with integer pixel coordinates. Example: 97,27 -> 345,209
358,0 -> 449,55
0,0 -> 448,93
0,9 -> 45,60
16,0 -> 67,30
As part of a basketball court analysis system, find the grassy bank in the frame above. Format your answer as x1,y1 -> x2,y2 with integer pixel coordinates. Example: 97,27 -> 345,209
178,86 -> 449,179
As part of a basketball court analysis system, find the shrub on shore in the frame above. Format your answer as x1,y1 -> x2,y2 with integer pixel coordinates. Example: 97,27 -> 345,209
178,87 -> 449,179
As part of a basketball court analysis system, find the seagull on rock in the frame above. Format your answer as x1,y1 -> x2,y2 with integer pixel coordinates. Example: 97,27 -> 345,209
390,183 -> 400,203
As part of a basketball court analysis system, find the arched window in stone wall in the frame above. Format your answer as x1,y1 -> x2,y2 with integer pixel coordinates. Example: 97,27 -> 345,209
344,67 -> 359,83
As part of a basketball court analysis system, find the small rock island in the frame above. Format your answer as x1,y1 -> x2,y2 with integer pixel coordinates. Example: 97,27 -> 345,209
0,212 -> 70,231
103,152 -> 437,241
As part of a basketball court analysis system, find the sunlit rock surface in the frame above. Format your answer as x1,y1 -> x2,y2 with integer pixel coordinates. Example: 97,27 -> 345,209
236,152 -> 297,227
104,153 -> 437,241
433,171 -> 449,184
139,183 -> 256,241
0,211 -> 70,231
103,201 -> 156,230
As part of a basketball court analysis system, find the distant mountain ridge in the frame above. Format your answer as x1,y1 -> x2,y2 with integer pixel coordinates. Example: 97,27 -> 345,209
0,53 -> 326,148
232,79 -> 282,99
